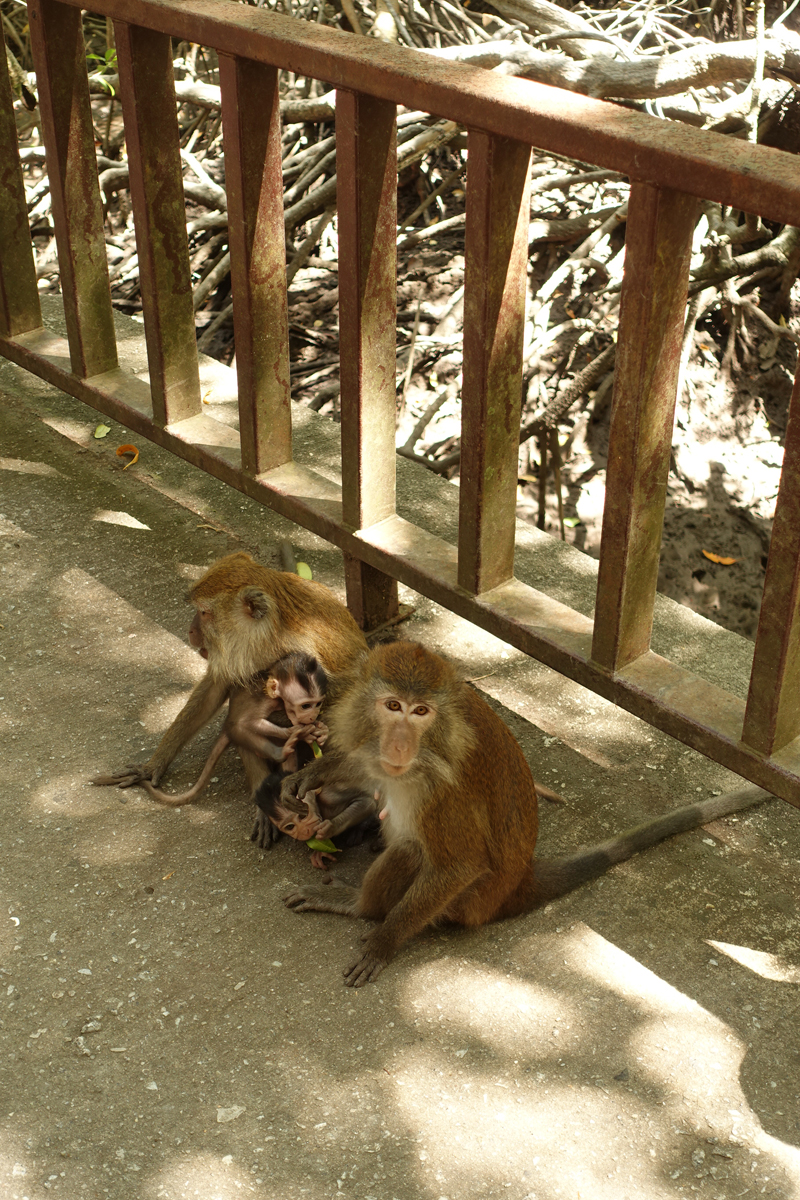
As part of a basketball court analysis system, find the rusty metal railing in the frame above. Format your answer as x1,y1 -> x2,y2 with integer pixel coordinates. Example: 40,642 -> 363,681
3,0 -> 800,805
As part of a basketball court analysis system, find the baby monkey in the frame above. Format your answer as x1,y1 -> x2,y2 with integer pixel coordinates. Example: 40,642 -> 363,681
143,652 -> 328,806
254,772 -> 380,868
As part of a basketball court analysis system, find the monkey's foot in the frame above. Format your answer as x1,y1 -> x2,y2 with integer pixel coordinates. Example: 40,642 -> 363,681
343,948 -> 388,987
91,763 -> 154,789
283,878 -> 358,916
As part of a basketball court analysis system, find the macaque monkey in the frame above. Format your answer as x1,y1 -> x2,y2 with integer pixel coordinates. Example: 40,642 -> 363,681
253,765 -> 380,865
92,552 -> 366,797
140,653 -> 328,807
282,640 -> 772,987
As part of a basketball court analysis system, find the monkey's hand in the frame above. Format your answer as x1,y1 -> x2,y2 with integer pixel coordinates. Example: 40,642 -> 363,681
251,808 -> 277,850
91,762 -> 157,789
309,850 -> 337,869
299,721 -> 328,747
279,761 -> 328,809
343,943 -> 390,987
343,926 -> 400,987
314,819 -> 333,837
280,726 -> 308,759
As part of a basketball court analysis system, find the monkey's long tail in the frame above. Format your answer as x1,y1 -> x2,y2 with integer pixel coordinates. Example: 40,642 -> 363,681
530,784 -> 772,906
142,733 -> 230,806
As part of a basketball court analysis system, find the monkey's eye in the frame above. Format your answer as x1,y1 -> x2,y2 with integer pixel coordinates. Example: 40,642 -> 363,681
413,705 -> 430,717
284,822 -> 296,832
386,700 -> 402,712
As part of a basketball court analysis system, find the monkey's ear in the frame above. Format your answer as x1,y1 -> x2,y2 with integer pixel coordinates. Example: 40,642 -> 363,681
240,587 -> 275,622
265,677 -> 280,698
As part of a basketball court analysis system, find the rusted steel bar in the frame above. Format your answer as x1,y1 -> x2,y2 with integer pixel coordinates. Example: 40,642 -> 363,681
337,88 -> 397,530
46,0 -> 800,228
591,184 -> 698,673
26,0 -> 116,376
343,554 -> 400,631
218,55 -> 291,475
0,29 -> 41,338
114,20 -> 201,426
742,363 -> 800,756
459,131 -> 531,595
337,88 -> 399,626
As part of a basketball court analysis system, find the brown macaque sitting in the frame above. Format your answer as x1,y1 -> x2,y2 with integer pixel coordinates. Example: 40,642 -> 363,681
140,653 -> 328,807
252,766 -> 380,866
92,552 -> 366,805
282,640 -> 773,987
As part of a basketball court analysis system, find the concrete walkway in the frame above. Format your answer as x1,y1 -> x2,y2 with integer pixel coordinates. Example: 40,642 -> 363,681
1,312 -> 800,1200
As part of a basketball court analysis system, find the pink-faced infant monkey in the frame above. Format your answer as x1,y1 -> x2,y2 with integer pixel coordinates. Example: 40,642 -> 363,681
142,652 -> 328,807
253,771 -> 380,867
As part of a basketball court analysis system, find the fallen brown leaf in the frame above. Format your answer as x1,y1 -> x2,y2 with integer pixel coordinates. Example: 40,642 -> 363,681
702,550 -> 738,565
116,444 -> 139,470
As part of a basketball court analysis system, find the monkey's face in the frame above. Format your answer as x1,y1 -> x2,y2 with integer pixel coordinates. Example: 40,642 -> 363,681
269,802 -> 318,842
374,694 -> 437,777
282,679 -> 325,727
188,607 -> 212,659
188,583 -> 278,684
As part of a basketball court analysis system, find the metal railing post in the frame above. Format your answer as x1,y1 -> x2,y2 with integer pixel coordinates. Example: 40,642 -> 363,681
592,184 -> 698,672
219,55 -> 292,475
115,20 -> 201,425
742,360 -> 800,756
458,131 -> 531,596
0,25 -> 41,338
27,0 -> 117,376
337,88 -> 399,628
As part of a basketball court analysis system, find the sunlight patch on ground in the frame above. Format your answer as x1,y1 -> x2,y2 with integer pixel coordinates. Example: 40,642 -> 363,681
0,514 -> 35,540
390,1048 -> 696,1200
478,666 -> 654,768
565,924 -> 712,1016
42,414 -> 97,446
0,456 -> 60,477
139,690 -> 198,735
387,940 -> 800,1198
176,561 -> 210,582
146,1152 -> 270,1200
707,940 -> 800,984
92,509 -> 151,531
629,1010 -> 746,1106
32,774 -> 110,817
575,473 -> 607,526
400,961 -> 574,1057
51,569 -> 204,681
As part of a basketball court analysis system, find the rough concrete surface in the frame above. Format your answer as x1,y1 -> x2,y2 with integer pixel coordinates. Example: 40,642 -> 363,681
2,350 -> 800,1200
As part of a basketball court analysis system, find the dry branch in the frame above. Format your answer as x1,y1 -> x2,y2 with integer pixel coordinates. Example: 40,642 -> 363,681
15,0 -> 800,521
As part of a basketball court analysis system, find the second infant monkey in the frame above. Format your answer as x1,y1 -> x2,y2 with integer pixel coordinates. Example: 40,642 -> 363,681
254,774 -> 381,866
143,652 -> 328,807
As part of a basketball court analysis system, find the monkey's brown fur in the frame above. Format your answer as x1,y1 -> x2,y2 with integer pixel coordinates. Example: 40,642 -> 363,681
93,552 -> 366,793
284,641 -> 771,987
141,653 -> 326,807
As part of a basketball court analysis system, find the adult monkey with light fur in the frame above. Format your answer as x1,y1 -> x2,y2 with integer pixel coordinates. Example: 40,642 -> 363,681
93,552 -> 366,795
283,641 -> 772,987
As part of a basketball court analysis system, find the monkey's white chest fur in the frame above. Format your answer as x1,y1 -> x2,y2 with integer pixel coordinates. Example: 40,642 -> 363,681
377,776 -> 420,842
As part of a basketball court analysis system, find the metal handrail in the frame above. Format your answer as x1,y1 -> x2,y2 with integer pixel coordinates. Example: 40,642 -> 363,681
2,0 -> 800,804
